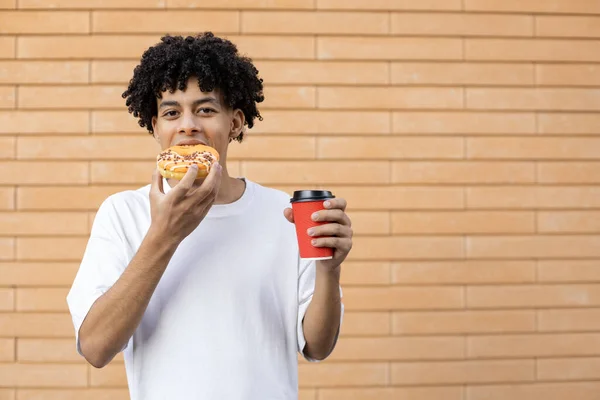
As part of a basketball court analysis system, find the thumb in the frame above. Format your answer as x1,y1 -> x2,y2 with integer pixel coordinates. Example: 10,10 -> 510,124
151,168 -> 165,196
283,207 -> 294,223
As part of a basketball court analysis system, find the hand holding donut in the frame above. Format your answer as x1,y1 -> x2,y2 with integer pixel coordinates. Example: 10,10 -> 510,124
149,144 -> 222,244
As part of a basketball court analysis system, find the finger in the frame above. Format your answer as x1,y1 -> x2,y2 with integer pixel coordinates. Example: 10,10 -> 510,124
173,164 -> 199,194
312,209 -> 351,226
308,223 -> 352,239
151,168 -> 164,195
190,161 -> 222,199
311,237 -> 352,252
324,197 -> 347,212
283,208 -> 294,223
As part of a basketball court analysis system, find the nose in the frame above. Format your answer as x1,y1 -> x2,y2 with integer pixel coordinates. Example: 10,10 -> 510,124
178,112 -> 201,136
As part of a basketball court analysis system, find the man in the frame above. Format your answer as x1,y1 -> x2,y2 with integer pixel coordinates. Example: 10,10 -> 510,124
66,32 -> 352,399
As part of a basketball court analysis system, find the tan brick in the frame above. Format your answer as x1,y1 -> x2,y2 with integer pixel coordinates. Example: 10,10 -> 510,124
253,110 -> 391,134
539,357 -> 600,379
467,88 -> 600,111
0,111 -> 88,134
538,211 -> 600,233
470,137 -> 600,160
92,111 -> 144,134
0,87 -> 15,109
468,333 -> 600,358
0,262 -> 78,286
393,162 -> 535,184
0,339 -> 13,362
538,309 -> 600,332
343,286 -> 464,311
351,236 -> 464,260
21,0 -> 165,7
341,312 -> 390,336
392,211 -> 535,234
539,113 -> 600,134
228,35 -> 315,59
93,11 -> 238,34
392,261 -> 536,285
0,188 -> 14,210
539,162 -> 600,183
469,235 -> 600,258
0,161 -> 88,184
468,382 -> 600,400
0,212 -> 88,235
392,13 -> 532,36
243,11 -> 388,34
0,313 -> 73,337
228,136 -> 315,160
299,390 -> 316,400
262,86 -> 315,109
18,86 -> 124,109
466,38 -> 600,62
0,61 -> 88,84
537,16 -> 600,38
394,111 -> 535,134
318,137 -> 463,160
465,0 -> 600,14
0,37 -> 14,59
17,237 -> 87,261
319,87 -> 463,110
17,186 -> 132,210
319,387 -> 463,400
244,161 -> 389,184
467,186 -> 535,209
538,260 -> 600,283
0,289 -> 13,310
318,37 -> 462,60
89,363 -> 127,387
0,239 -> 14,261
18,136 -> 156,160
392,360 -> 534,385
328,186 -> 464,210
90,60 -> 136,84
0,12 -> 89,34
18,35 -> 160,59
169,0 -> 310,8
343,212 -> 388,235
330,336 -> 464,361
17,389 -> 130,400
537,64 -> 600,86
340,262 -> 390,285
393,310 -> 536,335
0,137 -> 14,159
257,61 -> 389,85
392,62 -> 533,85
317,0 -> 461,10
468,284 -> 600,308
17,339 -> 80,362
298,363 -> 387,387
0,0 -> 15,8
0,363 -> 87,388
16,288 -> 69,312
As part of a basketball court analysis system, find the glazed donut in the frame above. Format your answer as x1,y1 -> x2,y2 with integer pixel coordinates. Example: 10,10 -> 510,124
156,144 -> 220,180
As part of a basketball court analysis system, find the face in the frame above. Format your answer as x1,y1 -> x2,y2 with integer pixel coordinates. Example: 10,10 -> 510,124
151,76 -> 245,169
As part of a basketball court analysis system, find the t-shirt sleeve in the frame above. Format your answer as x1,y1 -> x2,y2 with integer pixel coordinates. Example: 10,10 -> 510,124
66,195 -> 131,356
296,257 -> 344,362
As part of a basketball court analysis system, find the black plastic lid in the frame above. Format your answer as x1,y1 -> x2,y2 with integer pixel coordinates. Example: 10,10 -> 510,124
290,190 -> 335,203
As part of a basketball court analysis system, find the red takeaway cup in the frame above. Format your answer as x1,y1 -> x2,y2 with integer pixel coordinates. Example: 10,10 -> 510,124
290,190 -> 335,260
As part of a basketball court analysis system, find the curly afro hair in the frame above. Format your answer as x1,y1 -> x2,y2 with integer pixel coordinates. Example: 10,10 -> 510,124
122,32 -> 264,142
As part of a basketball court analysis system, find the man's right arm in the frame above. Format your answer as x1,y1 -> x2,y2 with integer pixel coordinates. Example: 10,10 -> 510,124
78,227 -> 177,368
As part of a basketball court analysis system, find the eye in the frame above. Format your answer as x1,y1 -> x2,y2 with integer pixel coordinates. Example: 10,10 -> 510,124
162,110 -> 179,118
198,108 -> 216,115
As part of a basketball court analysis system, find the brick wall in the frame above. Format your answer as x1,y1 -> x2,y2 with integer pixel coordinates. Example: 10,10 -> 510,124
1,0 -> 600,399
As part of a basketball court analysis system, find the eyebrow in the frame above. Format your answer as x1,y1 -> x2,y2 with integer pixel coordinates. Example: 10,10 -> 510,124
158,97 -> 219,110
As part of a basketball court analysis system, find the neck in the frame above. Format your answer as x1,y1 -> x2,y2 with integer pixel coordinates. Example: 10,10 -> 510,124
166,166 -> 245,205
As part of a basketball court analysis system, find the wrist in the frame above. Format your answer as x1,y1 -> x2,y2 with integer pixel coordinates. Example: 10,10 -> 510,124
146,223 -> 181,254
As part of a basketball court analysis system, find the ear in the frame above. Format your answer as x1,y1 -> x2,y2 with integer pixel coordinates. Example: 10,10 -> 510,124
151,116 -> 160,144
229,109 -> 245,141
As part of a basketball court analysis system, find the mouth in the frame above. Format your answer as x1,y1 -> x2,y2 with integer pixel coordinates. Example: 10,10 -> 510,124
176,139 -> 208,147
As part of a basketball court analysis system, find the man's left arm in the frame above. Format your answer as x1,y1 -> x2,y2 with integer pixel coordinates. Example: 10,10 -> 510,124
285,198 -> 353,361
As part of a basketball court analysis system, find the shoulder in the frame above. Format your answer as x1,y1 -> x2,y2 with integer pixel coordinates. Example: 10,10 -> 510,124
93,184 -> 150,229
247,179 -> 292,209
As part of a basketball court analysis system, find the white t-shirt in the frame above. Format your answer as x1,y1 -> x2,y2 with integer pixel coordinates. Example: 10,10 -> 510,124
66,178 -> 344,400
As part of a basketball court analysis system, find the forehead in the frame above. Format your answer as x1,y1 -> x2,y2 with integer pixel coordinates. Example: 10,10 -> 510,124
157,76 -> 221,104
